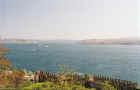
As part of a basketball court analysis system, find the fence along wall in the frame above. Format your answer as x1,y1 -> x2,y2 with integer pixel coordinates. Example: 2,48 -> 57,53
34,70 -> 58,83
34,70 -> 139,90
93,74 -> 138,90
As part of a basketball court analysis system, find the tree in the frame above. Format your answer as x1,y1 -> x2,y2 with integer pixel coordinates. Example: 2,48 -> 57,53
0,70 -> 10,88
9,69 -> 25,88
59,64 -> 75,75
0,45 -> 12,71
0,60 -> 12,70
0,45 -> 12,88
0,45 -> 8,60
84,73 -> 90,81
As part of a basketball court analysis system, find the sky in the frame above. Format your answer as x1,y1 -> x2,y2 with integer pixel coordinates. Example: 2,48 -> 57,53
0,0 -> 139,40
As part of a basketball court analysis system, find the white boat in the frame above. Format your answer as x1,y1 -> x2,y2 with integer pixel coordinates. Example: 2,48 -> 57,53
44,45 -> 48,47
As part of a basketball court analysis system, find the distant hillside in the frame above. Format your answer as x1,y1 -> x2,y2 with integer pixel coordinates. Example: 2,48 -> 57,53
79,38 -> 140,45
0,39 -> 76,44
0,39 -> 42,44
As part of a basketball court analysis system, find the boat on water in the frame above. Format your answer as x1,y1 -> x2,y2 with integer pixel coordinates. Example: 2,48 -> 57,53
44,45 -> 48,47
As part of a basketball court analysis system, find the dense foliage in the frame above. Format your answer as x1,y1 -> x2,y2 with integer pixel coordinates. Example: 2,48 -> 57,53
23,82 -> 96,90
0,45 -> 25,88
21,81 -> 116,90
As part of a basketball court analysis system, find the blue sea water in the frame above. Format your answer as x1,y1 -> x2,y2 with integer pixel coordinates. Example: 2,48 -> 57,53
2,42 -> 140,84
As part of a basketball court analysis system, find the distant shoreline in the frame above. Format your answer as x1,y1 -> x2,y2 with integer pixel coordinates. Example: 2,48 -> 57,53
79,38 -> 140,45
1,38 -> 140,45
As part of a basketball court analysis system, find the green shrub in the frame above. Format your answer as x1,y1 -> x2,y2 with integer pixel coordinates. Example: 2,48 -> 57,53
23,81 -> 96,90
22,81 -> 32,88
99,81 -> 116,90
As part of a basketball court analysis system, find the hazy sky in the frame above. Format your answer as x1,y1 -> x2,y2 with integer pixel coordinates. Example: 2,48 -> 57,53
0,0 -> 139,40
